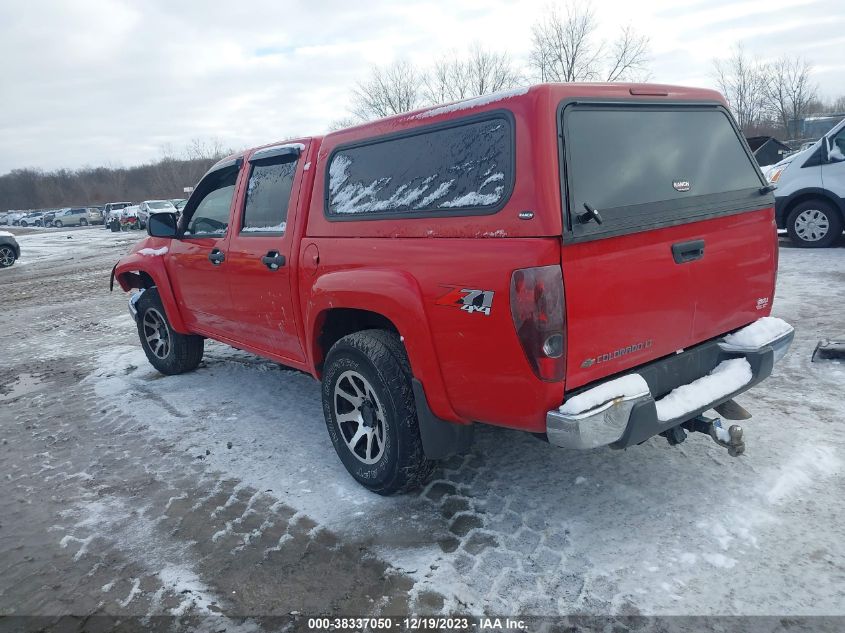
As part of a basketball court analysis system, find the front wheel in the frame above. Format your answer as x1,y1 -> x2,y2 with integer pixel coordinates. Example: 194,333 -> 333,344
80,218 -> 88,226
135,288 -> 204,375
321,329 -> 434,495
54,220 -> 63,228
786,200 -> 843,248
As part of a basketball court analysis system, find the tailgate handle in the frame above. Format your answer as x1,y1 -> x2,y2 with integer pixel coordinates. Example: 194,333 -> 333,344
672,240 -> 705,264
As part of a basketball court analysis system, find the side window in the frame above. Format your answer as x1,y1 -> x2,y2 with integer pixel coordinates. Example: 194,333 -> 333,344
184,167 -> 239,236
241,158 -> 297,234
830,130 -> 845,162
326,116 -> 513,218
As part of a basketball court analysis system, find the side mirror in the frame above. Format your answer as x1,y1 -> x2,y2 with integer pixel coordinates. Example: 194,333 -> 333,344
147,211 -> 178,238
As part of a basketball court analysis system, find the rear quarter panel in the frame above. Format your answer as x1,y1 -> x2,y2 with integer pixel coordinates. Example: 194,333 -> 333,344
303,238 -> 563,432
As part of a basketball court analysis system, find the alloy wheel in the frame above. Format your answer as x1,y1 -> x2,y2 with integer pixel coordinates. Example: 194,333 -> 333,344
142,308 -> 171,359
333,370 -> 387,464
0,246 -> 14,267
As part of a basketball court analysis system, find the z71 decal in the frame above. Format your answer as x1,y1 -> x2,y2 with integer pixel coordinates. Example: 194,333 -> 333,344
436,286 -> 495,316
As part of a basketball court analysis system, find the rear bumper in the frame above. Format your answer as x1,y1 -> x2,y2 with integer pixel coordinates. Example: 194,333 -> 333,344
547,319 -> 794,450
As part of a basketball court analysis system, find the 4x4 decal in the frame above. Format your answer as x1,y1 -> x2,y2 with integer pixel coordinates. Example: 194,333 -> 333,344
436,286 -> 494,316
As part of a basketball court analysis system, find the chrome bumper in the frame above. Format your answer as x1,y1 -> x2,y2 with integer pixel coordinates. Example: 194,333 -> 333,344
547,319 -> 794,450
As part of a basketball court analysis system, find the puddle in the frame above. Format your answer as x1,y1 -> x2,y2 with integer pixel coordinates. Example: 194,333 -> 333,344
0,372 -> 44,402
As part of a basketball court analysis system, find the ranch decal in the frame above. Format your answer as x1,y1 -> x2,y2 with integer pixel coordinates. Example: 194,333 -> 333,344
436,286 -> 495,316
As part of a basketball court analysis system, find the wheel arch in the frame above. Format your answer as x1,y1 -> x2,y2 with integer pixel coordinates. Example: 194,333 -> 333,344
779,188 -> 845,226
307,268 -> 464,424
114,254 -> 189,333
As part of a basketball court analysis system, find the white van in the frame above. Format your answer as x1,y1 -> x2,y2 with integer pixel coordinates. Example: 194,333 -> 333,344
766,118 -> 845,247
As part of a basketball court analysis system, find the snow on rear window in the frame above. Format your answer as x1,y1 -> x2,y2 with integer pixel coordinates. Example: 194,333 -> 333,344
327,117 -> 512,216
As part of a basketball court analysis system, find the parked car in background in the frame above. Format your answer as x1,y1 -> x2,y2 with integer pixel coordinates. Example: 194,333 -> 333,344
53,207 -> 90,227
114,83 -> 792,494
170,199 -> 188,211
140,200 -> 177,217
766,117 -> 845,247
0,231 -> 20,268
0,213 -> 10,225
118,205 -> 144,230
87,207 -> 104,225
42,209 -> 62,227
18,211 -> 45,227
103,202 -> 133,227
8,212 -> 27,226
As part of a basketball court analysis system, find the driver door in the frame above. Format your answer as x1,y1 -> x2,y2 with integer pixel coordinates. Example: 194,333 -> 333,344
166,159 -> 243,338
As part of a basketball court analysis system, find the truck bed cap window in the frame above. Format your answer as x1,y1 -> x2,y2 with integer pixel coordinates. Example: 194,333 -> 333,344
563,105 -> 765,239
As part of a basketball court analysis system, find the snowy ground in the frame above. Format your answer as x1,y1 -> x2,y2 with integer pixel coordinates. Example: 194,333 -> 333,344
1,226 -> 844,628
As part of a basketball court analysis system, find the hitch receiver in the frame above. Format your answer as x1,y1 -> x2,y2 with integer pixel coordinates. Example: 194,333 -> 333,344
682,415 -> 746,457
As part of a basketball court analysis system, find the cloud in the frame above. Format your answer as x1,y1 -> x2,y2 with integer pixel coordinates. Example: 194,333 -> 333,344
0,0 -> 842,174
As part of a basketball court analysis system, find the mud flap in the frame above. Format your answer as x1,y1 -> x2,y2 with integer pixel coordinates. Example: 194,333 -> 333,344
411,379 -> 473,460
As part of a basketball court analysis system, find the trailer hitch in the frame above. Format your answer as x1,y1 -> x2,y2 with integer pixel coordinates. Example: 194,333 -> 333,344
683,415 -> 745,457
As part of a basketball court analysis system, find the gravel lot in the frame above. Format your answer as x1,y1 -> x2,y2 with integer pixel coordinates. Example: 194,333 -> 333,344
1,226 -> 843,630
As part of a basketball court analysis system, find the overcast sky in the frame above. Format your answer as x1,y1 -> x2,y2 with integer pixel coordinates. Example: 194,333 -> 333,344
0,0 -> 842,174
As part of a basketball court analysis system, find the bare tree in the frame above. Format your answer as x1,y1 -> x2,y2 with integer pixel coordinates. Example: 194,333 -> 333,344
423,44 -> 524,104
765,56 -> 817,139
714,45 -> 770,133
350,60 -> 422,121
528,2 -> 649,82
605,25 -> 651,82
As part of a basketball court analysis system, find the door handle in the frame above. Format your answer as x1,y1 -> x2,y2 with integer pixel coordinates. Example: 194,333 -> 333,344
672,239 -> 705,264
208,248 -> 225,265
261,251 -> 286,270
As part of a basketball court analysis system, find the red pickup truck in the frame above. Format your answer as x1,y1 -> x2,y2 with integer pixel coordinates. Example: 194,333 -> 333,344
112,83 -> 793,494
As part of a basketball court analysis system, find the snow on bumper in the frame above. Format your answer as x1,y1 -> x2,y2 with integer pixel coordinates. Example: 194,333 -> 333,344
547,317 -> 794,450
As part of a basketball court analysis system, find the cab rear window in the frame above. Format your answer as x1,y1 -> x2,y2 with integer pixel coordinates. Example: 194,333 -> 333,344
326,115 -> 514,219
563,106 -> 765,239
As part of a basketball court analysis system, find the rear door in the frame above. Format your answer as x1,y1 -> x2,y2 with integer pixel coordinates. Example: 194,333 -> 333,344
167,159 -> 243,338
560,104 -> 774,389
224,144 -> 306,363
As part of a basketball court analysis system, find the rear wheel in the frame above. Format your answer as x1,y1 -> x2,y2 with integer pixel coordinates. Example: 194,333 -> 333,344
80,218 -> 88,226
321,329 -> 434,495
786,199 -> 843,248
19,221 -> 28,227
0,245 -> 16,268
135,288 -> 204,375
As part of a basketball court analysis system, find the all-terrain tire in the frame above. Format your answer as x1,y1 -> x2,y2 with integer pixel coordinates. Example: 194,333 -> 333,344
135,288 -> 204,375
786,199 -> 843,248
322,329 -> 435,495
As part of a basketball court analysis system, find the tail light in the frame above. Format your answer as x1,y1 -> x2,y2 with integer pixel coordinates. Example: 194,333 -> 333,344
510,265 -> 566,382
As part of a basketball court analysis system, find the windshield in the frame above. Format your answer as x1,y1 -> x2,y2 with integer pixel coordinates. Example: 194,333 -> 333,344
148,201 -> 175,210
